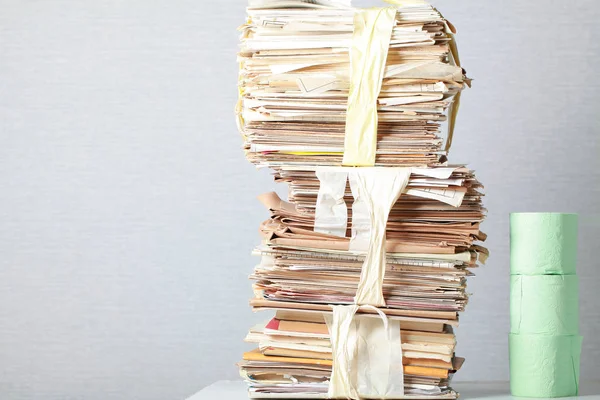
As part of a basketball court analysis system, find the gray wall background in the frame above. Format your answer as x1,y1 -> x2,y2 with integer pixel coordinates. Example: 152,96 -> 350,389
1,0 -> 599,399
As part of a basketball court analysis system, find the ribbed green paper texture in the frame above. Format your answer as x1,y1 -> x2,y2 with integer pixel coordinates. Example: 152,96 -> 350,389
509,213 -> 581,397
510,275 -> 579,335
510,213 -> 578,275
509,334 -> 582,398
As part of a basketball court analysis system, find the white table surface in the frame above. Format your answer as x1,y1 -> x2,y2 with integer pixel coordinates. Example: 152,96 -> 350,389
185,381 -> 600,400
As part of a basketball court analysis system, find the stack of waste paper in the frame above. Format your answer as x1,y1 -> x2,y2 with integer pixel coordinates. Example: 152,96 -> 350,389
236,1 -> 487,398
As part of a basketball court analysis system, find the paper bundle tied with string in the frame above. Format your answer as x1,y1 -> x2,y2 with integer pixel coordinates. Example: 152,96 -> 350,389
237,1 -> 488,399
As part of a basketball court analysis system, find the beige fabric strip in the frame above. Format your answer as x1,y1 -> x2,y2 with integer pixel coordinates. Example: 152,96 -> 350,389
325,305 -> 405,399
349,168 -> 412,307
342,8 -> 396,166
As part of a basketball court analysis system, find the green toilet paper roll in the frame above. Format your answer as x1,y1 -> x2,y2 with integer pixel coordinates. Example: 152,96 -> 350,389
510,275 -> 579,335
509,334 -> 582,398
510,213 -> 578,275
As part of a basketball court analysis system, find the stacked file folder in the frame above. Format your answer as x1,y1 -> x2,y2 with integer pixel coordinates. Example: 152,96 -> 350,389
236,1 -> 487,399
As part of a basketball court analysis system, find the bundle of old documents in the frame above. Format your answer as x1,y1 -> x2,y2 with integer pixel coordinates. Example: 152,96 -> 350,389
236,0 -> 487,398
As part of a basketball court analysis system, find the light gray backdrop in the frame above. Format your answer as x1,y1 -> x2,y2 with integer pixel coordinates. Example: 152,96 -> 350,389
1,0 -> 599,399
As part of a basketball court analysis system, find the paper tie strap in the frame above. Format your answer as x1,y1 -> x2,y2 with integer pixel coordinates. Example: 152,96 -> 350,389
342,7 -> 396,166
325,305 -> 404,399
